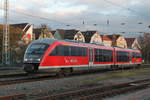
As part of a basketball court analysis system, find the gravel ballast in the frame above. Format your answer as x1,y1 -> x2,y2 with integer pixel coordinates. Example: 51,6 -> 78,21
0,68 -> 150,100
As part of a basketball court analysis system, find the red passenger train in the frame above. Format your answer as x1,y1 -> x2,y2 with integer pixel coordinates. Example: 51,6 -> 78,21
23,38 -> 142,73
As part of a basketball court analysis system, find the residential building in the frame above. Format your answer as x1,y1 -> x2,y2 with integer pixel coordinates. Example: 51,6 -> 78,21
33,28 -> 54,40
11,23 -> 33,44
101,35 -> 112,46
107,34 -> 127,48
54,29 -> 85,42
125,38 -> 141,49
82,31 -> 102,44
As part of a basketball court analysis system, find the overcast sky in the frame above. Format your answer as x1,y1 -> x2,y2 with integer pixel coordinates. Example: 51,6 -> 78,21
0,0 -> 150,36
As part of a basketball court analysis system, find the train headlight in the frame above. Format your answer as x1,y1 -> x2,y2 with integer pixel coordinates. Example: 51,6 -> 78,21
37,59 -> 41,61
24,59 -> 28,61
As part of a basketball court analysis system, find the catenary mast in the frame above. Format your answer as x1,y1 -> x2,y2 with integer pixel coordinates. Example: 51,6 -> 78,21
2,0 -> 10,65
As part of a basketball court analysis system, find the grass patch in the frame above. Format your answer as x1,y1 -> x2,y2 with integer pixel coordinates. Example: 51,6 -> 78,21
80,68 -> 150,85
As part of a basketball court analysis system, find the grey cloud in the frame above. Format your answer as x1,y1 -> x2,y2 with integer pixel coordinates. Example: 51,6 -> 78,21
1,0 -> 150,35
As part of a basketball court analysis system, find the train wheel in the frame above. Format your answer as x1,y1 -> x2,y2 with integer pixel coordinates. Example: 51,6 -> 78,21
137,64 -> 141,69
111,65 -> 118,70
59,68 -> 73,76
56,68 -> 65,77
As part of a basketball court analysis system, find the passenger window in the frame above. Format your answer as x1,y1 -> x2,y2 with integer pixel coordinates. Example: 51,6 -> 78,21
50,48 -> 57,56
50,46 -> 65,56
50,45 -> 87,57
94,49 -> 112,62
117,51 -> 129,62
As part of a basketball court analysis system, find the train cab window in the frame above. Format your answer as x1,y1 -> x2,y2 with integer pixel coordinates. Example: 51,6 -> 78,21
26,43 -> 49,55
25,43 -> 49,60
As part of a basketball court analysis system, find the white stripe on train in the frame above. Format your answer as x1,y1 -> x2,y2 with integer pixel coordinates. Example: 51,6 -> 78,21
39,63 -> 142,69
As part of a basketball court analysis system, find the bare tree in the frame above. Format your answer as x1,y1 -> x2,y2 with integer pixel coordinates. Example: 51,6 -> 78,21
138,33 -> 150,63
39,24 -> 54,39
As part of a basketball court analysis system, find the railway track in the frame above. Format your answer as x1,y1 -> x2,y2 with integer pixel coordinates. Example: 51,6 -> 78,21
0,94 -> 26,100
0,73 -> 27,79
33,78 -> 150,100
0,67 -> 145,86
0,68 -> 110,86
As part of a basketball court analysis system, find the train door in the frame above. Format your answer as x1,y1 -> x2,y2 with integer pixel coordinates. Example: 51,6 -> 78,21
113,48 -> 116,65
89,48 -> 94,67
129,52 -> 132,64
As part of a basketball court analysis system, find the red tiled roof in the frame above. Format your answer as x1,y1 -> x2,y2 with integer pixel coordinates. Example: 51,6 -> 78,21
101,35 -> 111,41
107,34 -> 121,40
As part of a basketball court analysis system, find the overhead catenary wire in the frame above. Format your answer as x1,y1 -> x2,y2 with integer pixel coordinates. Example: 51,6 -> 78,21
0,7 -> 81,29
0,0 -> 149,33
103,0 -> 150,21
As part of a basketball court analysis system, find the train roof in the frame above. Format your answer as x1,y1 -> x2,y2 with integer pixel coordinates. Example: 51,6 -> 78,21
114,46 -> 141,52
32,38 -> 100,45
31,38 -> 57,45
31,38 -> 141,52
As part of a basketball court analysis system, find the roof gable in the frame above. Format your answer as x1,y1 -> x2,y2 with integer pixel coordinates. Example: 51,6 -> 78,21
101,35 -> 112,41
51,30 -> 56,35
125,38 -> 136,48
82,30 -> 97,43
11,23 -> 28,30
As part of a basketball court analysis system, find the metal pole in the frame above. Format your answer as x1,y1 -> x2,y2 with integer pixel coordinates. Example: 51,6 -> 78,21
2,0 -> 10,65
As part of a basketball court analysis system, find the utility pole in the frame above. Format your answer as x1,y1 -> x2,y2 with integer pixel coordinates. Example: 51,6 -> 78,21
2,0 -> 10,65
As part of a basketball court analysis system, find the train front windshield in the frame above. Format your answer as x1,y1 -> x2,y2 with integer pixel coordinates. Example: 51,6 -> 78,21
24,43 -> 49,63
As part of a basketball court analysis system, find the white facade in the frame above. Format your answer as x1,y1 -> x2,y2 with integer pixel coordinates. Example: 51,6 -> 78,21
116,36 -> 127,48
132,39 -> 141,49
22,24 -> 33,44
74,31 -> 85,42
90,32 -> 102,44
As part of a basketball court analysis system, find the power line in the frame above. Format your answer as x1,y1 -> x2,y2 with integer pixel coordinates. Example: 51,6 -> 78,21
103,0 -> 150,20
0,7 -> 81,29
1,0 -> 149,32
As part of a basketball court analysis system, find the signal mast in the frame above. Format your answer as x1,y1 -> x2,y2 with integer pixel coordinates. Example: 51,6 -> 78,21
2,0 -> 10,65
